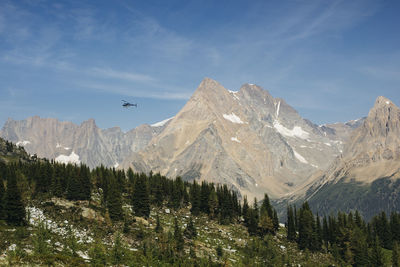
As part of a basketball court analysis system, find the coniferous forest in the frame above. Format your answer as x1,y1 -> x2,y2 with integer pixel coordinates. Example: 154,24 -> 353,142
0,140 -> 399,266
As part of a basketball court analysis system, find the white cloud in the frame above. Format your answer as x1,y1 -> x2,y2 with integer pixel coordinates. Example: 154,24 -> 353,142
89,67 -> 155,83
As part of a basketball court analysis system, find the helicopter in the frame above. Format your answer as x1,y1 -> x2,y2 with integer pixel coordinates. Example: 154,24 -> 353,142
122,100 -> 137,108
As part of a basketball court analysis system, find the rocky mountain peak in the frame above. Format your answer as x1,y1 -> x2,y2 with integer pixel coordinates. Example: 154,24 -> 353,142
362,96 -> 400,139
192,77 -> 226,98
81,118 -> 97,128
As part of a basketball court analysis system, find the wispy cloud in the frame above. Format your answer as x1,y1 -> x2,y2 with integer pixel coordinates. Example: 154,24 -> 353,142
76,81 -> 190,100
361,66 -> 400,81
89,67 -> 156,83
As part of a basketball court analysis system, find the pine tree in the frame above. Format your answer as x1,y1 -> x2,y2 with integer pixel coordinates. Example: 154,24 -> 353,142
174,217 -> 184,251
0,178 -> 5,220
4,169 -> 25,226
190,180 -> 201,216
370,236 -> 384,267
393,241 -> 400,267
391,212 -> 400,243
351,227 -> 369,267
171,176 -> 184,209
273,209 -> 279,232
107,174 -> 123,221
184,217 -> 197,239
132,173 -> 150,218
298,202 -> 314,251
242,196 -> 250,225
287,205 -> 296,241
208,188 -> 218,219
111,233 -> 125,266
200,181 -> 210,214
247,208 -> 258,236
155,214 -> 163,233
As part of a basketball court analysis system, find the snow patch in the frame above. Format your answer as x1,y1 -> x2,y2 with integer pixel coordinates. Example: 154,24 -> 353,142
293,150 -> 308,164
276,101 -> 281,118
231,137 -> 241,143
16,140 -> 30,146
113,162 -> 119,168
229,90 -> 240,100
386,101 -> 390,105
55,151 -> 81,165
273,121 -> 310,139
151,116 -> 174,127
56,143 -> 71,150
223,113 -> 244,124
324,142 -> 331,147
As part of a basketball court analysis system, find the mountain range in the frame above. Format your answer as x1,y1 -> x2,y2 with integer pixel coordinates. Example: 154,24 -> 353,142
1,77 -> 399,218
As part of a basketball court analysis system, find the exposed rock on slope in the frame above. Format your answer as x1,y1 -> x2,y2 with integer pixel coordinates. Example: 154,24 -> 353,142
296,96 -> 400,219
121,78 -> 349,200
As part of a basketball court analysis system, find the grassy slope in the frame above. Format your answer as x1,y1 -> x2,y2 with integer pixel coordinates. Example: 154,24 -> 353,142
0,196 -> 338,266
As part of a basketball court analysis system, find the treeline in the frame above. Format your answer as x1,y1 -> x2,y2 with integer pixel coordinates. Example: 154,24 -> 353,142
0,159 -> 279,238
287,202 -> 400,266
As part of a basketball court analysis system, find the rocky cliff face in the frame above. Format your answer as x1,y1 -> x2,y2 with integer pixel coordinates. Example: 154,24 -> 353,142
0,116 -> 166,168
121,78 -> 351,200
288,96 -> 400,219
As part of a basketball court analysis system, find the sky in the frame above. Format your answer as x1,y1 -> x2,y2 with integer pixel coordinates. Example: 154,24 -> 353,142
0,0 -> 399,131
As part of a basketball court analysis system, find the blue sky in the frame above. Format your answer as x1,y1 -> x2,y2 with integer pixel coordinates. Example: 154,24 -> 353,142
0,0 -> 399,131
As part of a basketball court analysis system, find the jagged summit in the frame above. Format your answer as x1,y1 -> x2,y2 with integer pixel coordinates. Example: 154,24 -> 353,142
121,79 -> 346,200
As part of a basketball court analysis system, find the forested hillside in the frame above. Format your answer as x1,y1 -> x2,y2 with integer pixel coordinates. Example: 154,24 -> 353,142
0,138 -> 399,266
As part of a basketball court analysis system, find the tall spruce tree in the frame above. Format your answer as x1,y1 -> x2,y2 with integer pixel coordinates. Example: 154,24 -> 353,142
190,180 -> 201,216
393,241 -> 400,267
287,205 -> 296,241
184,217 -> 197,239
0,177 -> 5,220
174,217 -> 184,251
298,202 -> 314,251
370,236 -> 384,267
107,174 -> 123,221
4,168 -> 25,226
132,173 -> 150,218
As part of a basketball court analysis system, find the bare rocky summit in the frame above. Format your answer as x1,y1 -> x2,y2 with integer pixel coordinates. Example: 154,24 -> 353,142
121,78 -> 352,200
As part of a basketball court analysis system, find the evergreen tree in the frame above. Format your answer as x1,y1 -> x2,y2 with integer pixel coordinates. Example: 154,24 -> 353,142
242,196 -> 249,226
89,239 -> 107,266
351,227 -> 369,267
273,209 -> 279,232
190,180 -> 201,216
199,181 -> 210,214
287,205 -> 296,241
261,193 -> 273,219
107,174 -> 123,221
259,206 -> 274,236
155,214 -> 163,233
370,236 -> 384,267
393,241 -> 400,267
298,202 -> 314,251
4,169 -> 25,226
184,217 -> 197,239
0,177 -> 5,220
314,214 -> 322,251
247,208 -> 259,236
391,212 -> 400,243
208,188 -> 218,219
171,176 -> 184,209
132,173 -> 150,218
111,233 -> 125,266
174,217 -> 184,251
